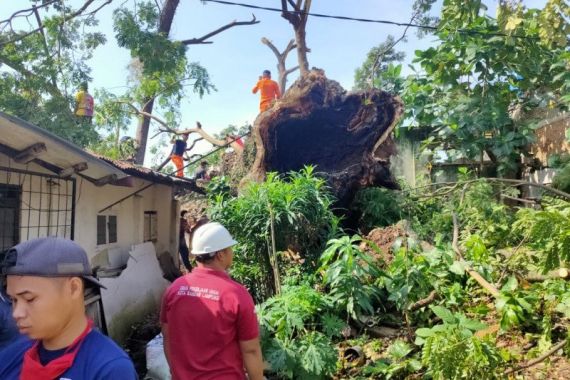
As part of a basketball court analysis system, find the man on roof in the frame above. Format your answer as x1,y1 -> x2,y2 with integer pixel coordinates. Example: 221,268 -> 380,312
170,133 -> 190,178
252,70 -> 281,113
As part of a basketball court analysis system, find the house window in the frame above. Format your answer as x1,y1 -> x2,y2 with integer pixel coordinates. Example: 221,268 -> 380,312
144,211 -> 157,242
97,215 -> 117,245
0,184 -> 21,252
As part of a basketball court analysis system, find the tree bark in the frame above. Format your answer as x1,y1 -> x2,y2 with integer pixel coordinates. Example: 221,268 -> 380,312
133,0 -> 179,165
281,0 -> 311,77
294,27 -> 309,76
244,69 -> 403,207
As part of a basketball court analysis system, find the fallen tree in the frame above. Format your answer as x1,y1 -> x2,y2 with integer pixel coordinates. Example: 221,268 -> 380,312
245,68 -> 403,206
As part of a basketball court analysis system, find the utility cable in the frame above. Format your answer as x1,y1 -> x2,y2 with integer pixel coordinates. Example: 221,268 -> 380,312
202,0 -> 540,40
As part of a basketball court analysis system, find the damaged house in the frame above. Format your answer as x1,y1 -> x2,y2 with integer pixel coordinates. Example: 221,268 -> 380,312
0,112 -> 198,343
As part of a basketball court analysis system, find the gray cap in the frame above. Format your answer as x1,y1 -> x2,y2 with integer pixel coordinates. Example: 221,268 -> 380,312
1,237 -> 105,289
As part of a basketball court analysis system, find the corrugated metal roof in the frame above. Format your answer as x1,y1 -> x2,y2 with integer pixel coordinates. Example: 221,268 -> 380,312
0,112 -> 127,182
92,154 -> 201,191
0,112 -> 201,192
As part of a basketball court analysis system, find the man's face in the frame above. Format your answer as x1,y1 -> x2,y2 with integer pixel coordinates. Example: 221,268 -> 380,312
7,276 -> 76,340
221,247 -> 234,270
182,134 -> 189,141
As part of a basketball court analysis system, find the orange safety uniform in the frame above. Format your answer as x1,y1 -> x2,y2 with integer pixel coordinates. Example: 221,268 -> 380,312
252,78 -> 281,112
171,155 -> 184,177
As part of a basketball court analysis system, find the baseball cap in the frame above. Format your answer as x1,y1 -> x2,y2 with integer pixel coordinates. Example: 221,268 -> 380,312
0,237 -> 105,289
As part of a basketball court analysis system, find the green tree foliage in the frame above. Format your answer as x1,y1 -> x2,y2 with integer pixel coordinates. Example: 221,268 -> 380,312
401,0 -> 569,174
208,166 -> 338,301
102,2 -> 213,152
514,199 -> 570,271
0,1 -> 106,146
353,35 -> 405,92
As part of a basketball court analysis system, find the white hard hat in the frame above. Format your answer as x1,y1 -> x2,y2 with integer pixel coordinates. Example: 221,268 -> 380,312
191,222 -> 237,255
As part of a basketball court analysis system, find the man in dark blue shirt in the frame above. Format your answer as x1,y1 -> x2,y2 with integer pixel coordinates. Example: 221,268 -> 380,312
0,237 -> 138,380
0,288 -> 22,351
170,132 -> 189,177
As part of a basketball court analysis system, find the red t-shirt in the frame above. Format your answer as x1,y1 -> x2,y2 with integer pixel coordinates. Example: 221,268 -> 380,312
160,267 -> 259,380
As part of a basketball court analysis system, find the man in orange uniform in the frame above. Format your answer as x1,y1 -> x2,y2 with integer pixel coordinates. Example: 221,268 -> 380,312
252,70 -> 281,113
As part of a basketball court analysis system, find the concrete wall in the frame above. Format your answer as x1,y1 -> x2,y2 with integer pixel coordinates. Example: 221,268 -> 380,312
0,153 -> 181,341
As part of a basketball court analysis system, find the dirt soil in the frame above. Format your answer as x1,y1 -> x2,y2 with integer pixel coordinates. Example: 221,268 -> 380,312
360,224 -> 407,266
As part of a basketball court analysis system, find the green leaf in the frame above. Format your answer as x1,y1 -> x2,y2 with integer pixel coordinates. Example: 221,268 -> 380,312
431,306 -> 456,324
449,260 -> 468,275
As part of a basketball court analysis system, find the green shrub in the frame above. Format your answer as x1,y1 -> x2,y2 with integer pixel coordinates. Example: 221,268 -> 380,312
319,235 -> 387,320
208,166 -> 338,301
513,199 -> 570,271
416,306 -> 505,380
553,162 -> 570,193
257,285 -> 340,379
352,187 -> 404,231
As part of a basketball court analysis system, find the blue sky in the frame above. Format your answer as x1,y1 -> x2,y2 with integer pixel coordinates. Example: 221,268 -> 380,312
2,0 -> 547,162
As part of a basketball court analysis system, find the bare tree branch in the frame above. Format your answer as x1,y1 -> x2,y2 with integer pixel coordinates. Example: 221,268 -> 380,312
261,37 -> 298,92
284,66 -> 300,76
181,14 -> 259,45
505,339 -> 567,375
0,0 -> 59,31
117,100 -> 170,128
0,0 -> 114,47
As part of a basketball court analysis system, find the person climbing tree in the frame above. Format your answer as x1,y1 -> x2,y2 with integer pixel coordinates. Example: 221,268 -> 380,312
170,133 -> 189,177
252,70 -> 281,113
74,82 -> 94,124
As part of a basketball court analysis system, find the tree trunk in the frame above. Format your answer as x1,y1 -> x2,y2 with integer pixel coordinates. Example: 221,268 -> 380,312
244,69 -> 403,207
134,98 -> 155,164
294,27 -> 309,77
133,0 -> 180,165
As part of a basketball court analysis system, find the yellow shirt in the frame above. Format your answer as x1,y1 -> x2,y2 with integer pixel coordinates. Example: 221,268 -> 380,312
75,90 -> 94,116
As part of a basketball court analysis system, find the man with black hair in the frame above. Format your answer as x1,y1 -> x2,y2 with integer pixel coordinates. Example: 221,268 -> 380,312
0,237 -> 138,380
252,69 -> 281,113
194,160 -> 210,181
178,210 -> 192,272
74,82 -> 94,124
170,133 -> 190,177
0,287 -> 22,352
161,222 -> 263,380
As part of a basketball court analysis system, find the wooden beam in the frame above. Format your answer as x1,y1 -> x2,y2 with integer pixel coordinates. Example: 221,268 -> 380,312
13,142 -> 46,163
58,162 -> 88,178
93,174 -> 118,187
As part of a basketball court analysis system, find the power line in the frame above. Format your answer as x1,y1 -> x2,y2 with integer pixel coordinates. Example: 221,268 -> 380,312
201,0 -> 539,40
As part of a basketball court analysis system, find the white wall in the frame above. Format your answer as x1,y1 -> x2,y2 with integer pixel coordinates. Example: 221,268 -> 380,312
0,153 -> 183,341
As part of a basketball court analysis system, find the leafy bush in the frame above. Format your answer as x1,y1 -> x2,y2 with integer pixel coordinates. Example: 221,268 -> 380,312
257,285 -> 340,379
319,235 -> 386,320
514,199 -> 570,271
362,340 -> 422,379
553,163 -> 570,193
495,276 -> 538,331
351,187 -> 404,231
416,306 -> 505,380
208,166 -> 337,301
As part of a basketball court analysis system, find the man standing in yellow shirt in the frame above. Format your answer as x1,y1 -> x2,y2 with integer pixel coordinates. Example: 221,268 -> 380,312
74,82 -> 94,124
252,70 -> 281,113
